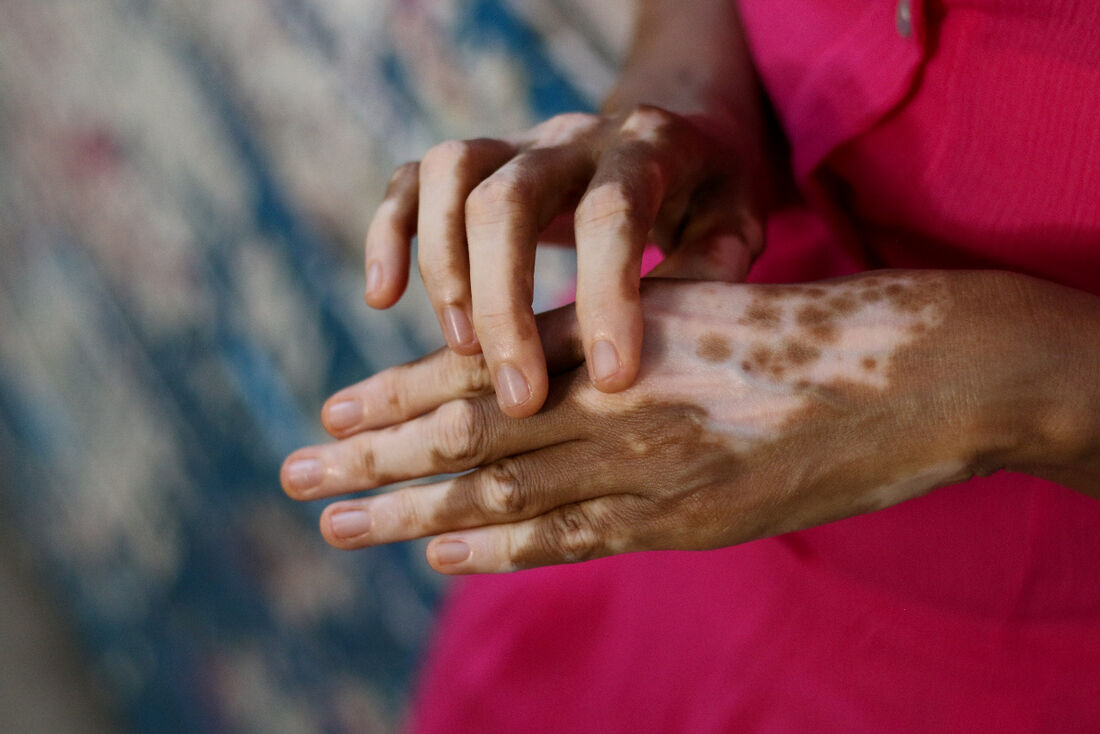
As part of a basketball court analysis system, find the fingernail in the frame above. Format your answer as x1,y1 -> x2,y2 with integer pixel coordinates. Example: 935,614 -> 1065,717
330,510 -> 371,538
443,306 -> 475,347
285,458 -> 324,492
366,262 -> 383,294
324,399 -> 362,432
434,539 -> 470,565
496,364 -> 530,408
591,339 -> 621,382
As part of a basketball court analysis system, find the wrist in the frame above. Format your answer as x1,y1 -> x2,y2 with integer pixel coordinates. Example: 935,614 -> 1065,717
601,1 -> 793,213
955,271 -> 1100,490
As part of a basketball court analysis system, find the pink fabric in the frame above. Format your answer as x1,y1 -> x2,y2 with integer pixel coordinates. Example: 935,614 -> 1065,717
407,2 -> 1100,731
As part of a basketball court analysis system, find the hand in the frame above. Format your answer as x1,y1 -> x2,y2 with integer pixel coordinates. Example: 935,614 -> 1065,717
363,106 -> 768,418
283,271 -> 1056,573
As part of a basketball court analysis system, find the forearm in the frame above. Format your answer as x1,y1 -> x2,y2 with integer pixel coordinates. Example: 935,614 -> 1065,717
603,0 -> 792,214
603,0 -> 762,120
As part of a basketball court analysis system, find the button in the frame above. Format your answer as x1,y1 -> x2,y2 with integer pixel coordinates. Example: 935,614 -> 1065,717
896,0 -> 913,38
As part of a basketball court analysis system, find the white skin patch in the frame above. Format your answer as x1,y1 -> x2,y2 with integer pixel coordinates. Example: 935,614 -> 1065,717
626,275 -> 948,443
525,112 -> 601,149
618,108 -> 673,146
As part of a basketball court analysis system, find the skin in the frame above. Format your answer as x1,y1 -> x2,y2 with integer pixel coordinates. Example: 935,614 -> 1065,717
289,1 -> 1100,574
362,0 -> 787,417
282,271 -> 1100,574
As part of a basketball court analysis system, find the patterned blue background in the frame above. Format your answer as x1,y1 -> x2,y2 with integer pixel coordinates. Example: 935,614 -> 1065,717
0,1 -> 628,730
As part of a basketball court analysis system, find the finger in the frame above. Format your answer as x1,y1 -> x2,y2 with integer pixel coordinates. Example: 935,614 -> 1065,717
320,302 -> 583,438
465,147 -> 594,417
423,494 -> 652,574
417,138 -> 517,353
365,161 -> 420,308
321,348 -> 491,438
284,386 -> 581,501
319,442 -> 604,549
572,143 -> 665,393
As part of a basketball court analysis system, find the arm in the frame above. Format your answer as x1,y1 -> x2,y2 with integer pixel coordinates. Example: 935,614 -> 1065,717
283,270 -> 1100,573
606,0 -> 765,134
601,0 -> 795,271
605,0 -> 784,193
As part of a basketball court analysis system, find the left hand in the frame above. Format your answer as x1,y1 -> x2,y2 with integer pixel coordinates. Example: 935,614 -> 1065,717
281,272 -> 1053,573
364,106 -> 768,418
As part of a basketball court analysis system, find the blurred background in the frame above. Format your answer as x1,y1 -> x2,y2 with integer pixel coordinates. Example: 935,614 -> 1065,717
0,1 -> 630,730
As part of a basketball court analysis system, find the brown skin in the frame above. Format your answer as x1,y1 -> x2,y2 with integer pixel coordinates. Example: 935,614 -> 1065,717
282,271 -> 1100,574
361,0 -> 785,417
292,2 -> 1100,573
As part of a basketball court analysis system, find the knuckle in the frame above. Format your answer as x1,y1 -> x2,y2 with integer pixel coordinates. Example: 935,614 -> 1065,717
571,379 -> 614,414
355,445 -> 379,483
376,369 -> 409,416
532,112 -> 601,146
473,303 -> 530,331
389,160 -> 419,185
466,176 -> 530,222
478,460 -> 527,516
420,139 -> 475,176
559,111 -> 601,126
578,259 -> 642,302
433,399 -> 488,466
543,505 -> 599,562
449,353 -> 492,396
383,161 -> 419,197
415,246 -> 460,289
620,104 -> 676,137
391,491 -> 425,534
472,307 -> 537,345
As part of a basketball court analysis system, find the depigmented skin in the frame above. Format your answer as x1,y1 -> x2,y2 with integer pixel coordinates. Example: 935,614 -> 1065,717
282,270 -> 1099,574
690,272 -> 948,401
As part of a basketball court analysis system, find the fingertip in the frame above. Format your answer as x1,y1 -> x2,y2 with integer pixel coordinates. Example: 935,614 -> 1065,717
321,395 -> 365,437
318,510 -> 349,550
318,508 -> 337,545
441,305 -> 480,352
588,336 -> 644,392
427,537 -> 475,574
588,337 -> 621,385
320,504 -> 373,549
365,190 -> 415,305
493,362 -> 547,418
576,291 -> 643,392
364,260 -> 409,309
497,393 -> 545,419
364,289 -> 394,310
281,450 -> 325,500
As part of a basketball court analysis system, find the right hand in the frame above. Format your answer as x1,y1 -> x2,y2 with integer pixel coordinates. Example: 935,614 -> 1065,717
363,105 -> 770,418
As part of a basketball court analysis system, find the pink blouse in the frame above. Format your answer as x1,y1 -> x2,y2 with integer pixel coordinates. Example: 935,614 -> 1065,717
408,2 -> 1100,731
